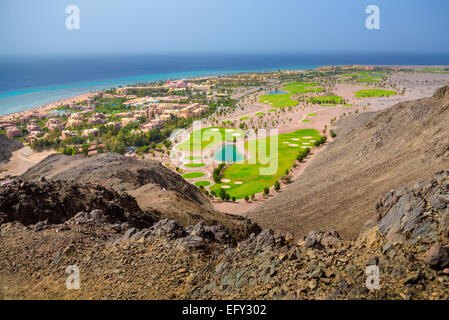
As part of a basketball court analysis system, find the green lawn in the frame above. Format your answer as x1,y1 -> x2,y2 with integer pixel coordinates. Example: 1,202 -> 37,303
268,109 -> 277,112
255,112 -> 265,116
355,89 -> 397,98
239,116 -> 250,121
185,163 -> 205,168
258,82 -> 323,108
194,180 -> 211,187
210,129 -> 321,198
182,172 -> 205,179
307,113 -> 317,116
308,95 -> 343,104
301,119 -> 310,122
176,127 -> 243,151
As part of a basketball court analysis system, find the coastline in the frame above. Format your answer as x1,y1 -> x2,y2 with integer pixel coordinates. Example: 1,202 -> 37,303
0,91 -> 98,121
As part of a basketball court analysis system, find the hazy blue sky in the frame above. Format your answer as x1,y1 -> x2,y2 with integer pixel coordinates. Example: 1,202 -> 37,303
1,0 -> 449,55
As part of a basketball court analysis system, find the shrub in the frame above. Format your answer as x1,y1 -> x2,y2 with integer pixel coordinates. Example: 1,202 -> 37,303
263,187 -> 269,195
244,195 -> 249,202
330,130 -> 337,138
232,196 -> 236,202
219,189 -> 226,200
225,193 -> 230,201
251,193 -> 255,200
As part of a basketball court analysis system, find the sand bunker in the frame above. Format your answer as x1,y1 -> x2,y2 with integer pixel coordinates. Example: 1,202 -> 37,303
221,179 -> 231,183
210,128 -> 220,132
291,138 -> 300,141
221,185 -> 231,189
288,144 -> 299,147
232,133 -> 241,137
225,129 -> 234,132
302,136 -> 312,139
234,181 -> 243,185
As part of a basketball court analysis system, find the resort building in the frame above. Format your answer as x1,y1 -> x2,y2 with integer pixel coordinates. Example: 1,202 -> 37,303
81,128 -> 99,138
6,127 -> 21,138
61,130 -> 77,140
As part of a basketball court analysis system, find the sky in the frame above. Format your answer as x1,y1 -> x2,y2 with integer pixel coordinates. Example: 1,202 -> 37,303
1,0 -> 449,55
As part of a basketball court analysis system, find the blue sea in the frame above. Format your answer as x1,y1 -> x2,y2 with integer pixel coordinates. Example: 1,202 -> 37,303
1,52 -> 448,116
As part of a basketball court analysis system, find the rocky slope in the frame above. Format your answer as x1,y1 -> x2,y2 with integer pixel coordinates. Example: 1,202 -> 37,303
1,170 -> 448,299
248,85 -> 449,239
19,152 -> 258,241
0,135 -> 22,163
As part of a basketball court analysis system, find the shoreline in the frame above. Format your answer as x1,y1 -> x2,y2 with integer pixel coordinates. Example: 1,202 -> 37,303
1,64 -> 447,122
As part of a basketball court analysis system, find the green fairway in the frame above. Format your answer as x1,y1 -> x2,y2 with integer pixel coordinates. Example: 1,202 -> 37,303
301,119 -> 310,122
355,89 -> 397,98
258,82 -> 323,108
176,127 -> 243,151
342,72 -> 385,83
182,172 -> 205,179
255,112 -> 265,116
307,113 -> 317,116
239,116 -> 250,121
194,180 -> 211,187
308,95 -> 343,104
210,129 -> 321,199
268,109 -> 277,112
185,163 -> 205,168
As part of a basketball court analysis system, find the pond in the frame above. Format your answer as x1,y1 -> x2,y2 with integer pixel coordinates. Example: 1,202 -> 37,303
266,90 -> 287,95
213,144 -> 244,162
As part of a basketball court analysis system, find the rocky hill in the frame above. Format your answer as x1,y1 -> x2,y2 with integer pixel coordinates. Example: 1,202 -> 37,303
0,135 -> 22,163
19,152 -> 258,240
247,85 -> 449,239
1,170 -> 448,299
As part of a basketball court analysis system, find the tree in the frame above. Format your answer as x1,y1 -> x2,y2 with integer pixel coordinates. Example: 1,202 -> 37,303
244,195 -> 249,202
225,193 -> 230,201
232,196 -> 236,202
251,193 -> 255,200
330,130 -> 336,138
219,188 -> 227,201
263,187 -> 269,196
274,181 -> 280,191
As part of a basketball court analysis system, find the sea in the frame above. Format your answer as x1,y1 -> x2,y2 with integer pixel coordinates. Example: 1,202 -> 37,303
1,52 -> 448,116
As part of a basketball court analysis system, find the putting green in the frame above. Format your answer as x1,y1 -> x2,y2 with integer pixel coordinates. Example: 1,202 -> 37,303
182,172 -> 205,179
301,119 -> 310,122
239,116 -> 250,121
185,163 -> 206,168
210,128 -> 321,199
307,113 -> 317,116
255,112 -> 265,116
355,89 -> 397,98
194,180 -> 211,187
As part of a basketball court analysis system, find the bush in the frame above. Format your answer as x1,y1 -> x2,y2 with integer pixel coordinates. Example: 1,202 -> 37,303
330,130 -> 336,138
232,196 -> 236,202
225,193 -> 231,201
251,194 -> 255,200
263,187 -> 269,195
244,195 -> 249,202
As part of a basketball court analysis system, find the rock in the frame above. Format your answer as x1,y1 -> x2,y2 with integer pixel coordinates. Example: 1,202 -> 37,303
437,194 -> 449,204
441,209 -> 449,236
425,245 -> 449,270
429,197 -> 446,210
62,244 -> 76,256
177,235 -> 205,250
150,219 -> 186,239
122,227 -> 136,241
285,232 -> 294,243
